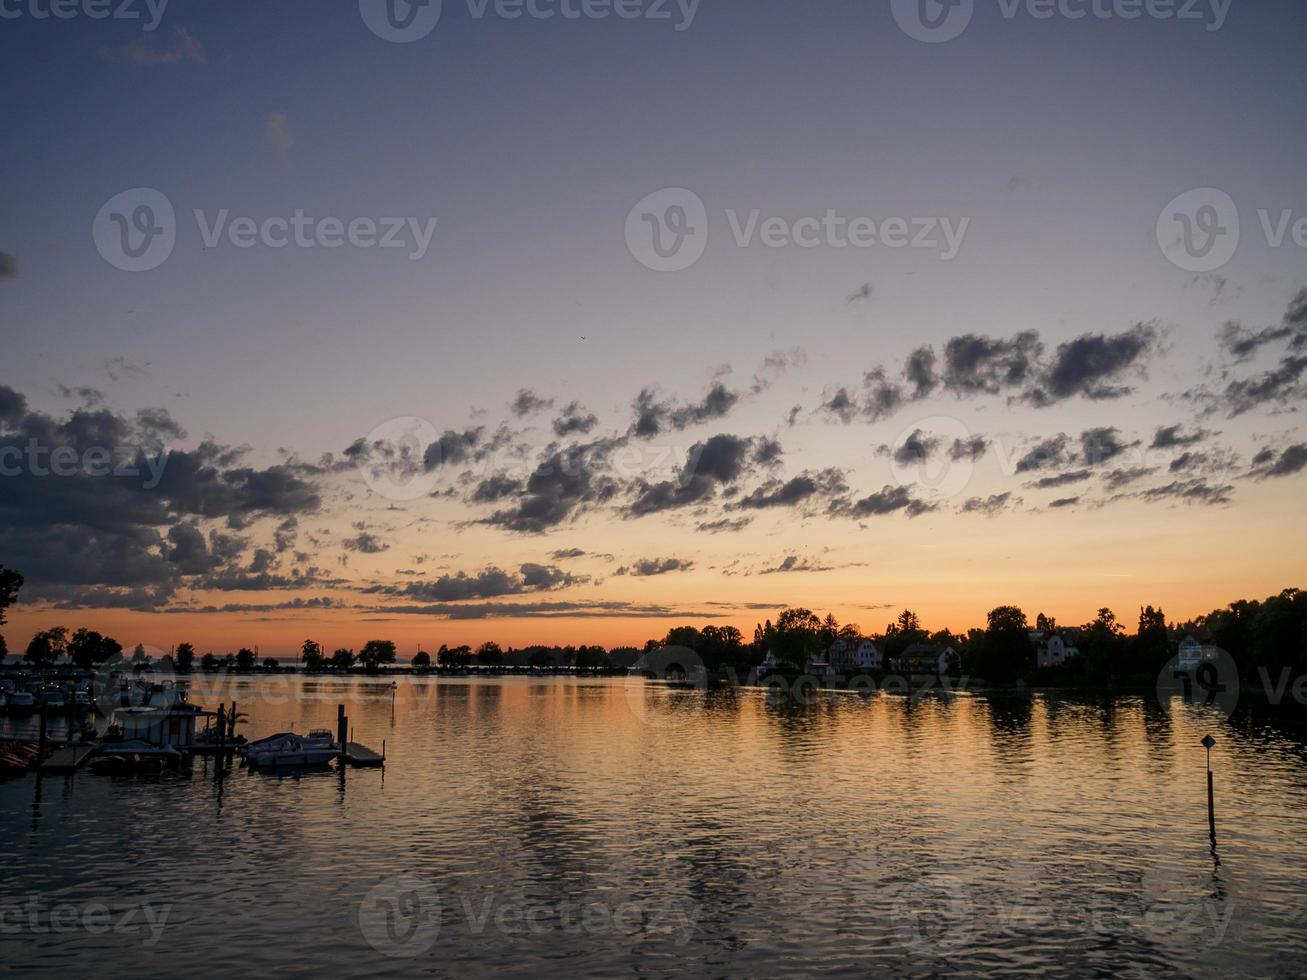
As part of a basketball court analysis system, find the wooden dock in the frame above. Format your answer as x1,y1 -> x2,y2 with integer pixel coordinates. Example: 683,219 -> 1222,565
343,742 -> 384,767
40,744 -> 97,772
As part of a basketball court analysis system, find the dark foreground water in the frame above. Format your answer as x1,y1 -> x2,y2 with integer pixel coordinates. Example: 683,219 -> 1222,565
1,676 -> 1306,978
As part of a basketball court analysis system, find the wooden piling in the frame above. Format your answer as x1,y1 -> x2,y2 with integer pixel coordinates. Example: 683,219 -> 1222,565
37,703 -> 48,760
1203,734 -> 1217,843
337,704 -> 347,759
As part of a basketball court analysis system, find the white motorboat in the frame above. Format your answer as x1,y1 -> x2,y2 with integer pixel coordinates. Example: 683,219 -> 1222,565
41,686 -> 68,709
243,730 -> 339,768
6,690 -> 36,716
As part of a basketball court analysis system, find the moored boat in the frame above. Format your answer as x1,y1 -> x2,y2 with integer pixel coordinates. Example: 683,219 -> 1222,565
243,730 -> 339,768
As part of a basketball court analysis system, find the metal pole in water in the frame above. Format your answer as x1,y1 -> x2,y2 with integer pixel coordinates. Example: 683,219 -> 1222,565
1203,734 -> 1217,841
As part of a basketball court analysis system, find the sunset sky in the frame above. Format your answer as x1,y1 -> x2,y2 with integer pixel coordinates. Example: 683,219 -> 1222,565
2,0 -> 1306,655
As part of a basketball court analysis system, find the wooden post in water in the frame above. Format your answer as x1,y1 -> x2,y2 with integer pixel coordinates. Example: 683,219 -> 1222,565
216,705 -> 226,754
337,704 -> 347,760
1203,734 -> 1217,841
37,702 -> 48,759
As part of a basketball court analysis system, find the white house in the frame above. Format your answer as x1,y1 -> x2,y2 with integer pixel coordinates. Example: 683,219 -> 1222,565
895,644 -> 959,676
1177,634 -> 1218,672
1031,631 -> 1082,670
827,637 -> 882,673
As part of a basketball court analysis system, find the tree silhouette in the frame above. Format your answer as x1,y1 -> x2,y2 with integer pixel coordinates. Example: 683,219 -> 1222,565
358,640 -> 397,672
25,626 -> 68,667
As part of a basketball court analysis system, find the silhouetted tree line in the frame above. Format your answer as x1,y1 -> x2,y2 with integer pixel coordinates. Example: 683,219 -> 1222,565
2,560 -> 1303,685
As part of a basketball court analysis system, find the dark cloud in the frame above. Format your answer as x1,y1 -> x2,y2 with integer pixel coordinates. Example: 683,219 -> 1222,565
0,386 -> 27,424
1138,479 -> 1234,506
1032,469 -> 1092,489
1024,323 -> 1158,405
1189,291 -> 1307,416
905,347 -> 939,399
1219,321 -> 1295,362
0,394 -> 323,604
1048,497 -> 1080,508
549,548 -> 587,560
1219,355 -> 1307,416
552,401 -> 599,438
481,438 -> 620,533
511,389 -> 554,417
424,428 -> 485,469
949,436 -> 989,461
1151,424 -> 1209,449
377,563 -> 583,601
818,387 -> 859,424
892,429 -> 942,465
758,555 -> 840,575
630,383 -> 740,438
832,485 -> 937,519
58,385 -> 105,407
960,492 -> 1019,516
695,517 -> 752,534
750,348 -> 807,394
616,557 -> 694,577
343,531 -> 388,554
0,252 -> 16,280
733,468 -> 847,510
1252,444 -> 1307,479
471,473 -> 524,503
627,434 -> 761,518
1080,427 -> 1135,467
367,600 -> 725,621
1014,435 -> 1071,473
669,382 -> 739,430
1103,467 -> 1157,491
943,331 -> 1042,395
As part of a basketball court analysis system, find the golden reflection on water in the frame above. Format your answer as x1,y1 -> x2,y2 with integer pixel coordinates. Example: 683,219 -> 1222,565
1,675 -> 1306,978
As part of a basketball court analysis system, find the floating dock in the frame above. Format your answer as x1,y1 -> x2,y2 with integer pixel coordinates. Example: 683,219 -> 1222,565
344,742 -> 384,767
40,745 -> 98,772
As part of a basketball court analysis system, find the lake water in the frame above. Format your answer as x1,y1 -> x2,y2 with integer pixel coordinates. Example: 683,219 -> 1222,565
1,675 -> 1306,978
